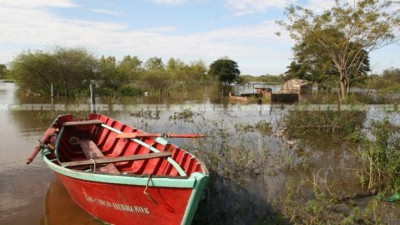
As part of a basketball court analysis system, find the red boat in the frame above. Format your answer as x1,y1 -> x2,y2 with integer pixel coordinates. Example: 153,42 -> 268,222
27,114 -> 209,225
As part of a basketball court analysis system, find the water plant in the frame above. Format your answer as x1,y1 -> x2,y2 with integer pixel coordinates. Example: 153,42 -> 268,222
283,109 -> 366,138
361,119 -> 400,193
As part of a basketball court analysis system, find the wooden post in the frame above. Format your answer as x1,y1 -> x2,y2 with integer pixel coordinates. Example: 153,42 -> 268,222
90,83 -> 96,113
50,83 -> 54,111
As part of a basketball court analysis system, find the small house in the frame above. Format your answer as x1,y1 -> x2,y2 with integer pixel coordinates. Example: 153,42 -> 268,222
282,79 -> 312,94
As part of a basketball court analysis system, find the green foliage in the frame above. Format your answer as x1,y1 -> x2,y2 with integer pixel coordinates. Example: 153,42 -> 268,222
141,70 -> 171,95
241,74 -> 285,83
284,61 -> 307,81
118,55 -> 142,80
369,68 -> 400,94
284,109 -> 366,138
362,119 -> 400,192
10,50 -> 57,95
8,46 -> 214,97
119,86 -> 143,96
278,0 -> 400,100
10,47 -> 97,96
144,57 -> 164,71
0,64 -> 7,79
234,120 -> 272,134
208,58 -> 240,85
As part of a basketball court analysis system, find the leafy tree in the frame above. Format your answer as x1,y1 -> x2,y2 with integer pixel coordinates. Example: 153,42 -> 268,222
10,51 -> 58,95
278,0 -> 400,101
141,70 -> 170,96
284,61 -> 307,80
98,56 -> 121,93
287,32 -> 371,90
118,55 -> 142,80
166,57 -> 187,80
369,68 -> 400,92
0,64 -> 7,79
144,57 -> 164,71
166,57 -> 186,72
208,58 -> 240,85
10,47 -> 97,96
53,47 -> 98,97
185,60 -> 208,83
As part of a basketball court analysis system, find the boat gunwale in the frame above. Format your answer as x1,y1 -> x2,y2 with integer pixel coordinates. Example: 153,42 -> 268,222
42,149 -> 204,188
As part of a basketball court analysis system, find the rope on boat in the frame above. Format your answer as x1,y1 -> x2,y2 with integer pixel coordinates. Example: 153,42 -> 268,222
143,174 -> 158,205
90,159 -> 96,172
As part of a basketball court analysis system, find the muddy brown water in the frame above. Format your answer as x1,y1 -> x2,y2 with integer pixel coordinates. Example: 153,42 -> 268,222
1,82 -> 399,224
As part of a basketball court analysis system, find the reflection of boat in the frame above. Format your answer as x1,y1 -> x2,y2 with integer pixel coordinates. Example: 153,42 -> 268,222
42,175 -> 99,225
29,114 -> 209,225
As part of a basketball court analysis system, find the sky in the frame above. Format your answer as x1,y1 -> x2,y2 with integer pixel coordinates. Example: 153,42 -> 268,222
0,0 -> 399,76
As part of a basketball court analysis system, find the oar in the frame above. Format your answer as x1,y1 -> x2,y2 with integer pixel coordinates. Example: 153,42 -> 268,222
116,132 -> 205,139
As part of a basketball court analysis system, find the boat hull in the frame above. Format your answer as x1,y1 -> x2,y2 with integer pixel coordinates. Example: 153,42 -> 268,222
56,174 -> 195,225
34,114 -> 209,225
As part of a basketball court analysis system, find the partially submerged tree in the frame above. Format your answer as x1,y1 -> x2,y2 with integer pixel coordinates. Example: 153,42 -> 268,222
53,47 -> 97,97
287,31 -> 371,91
10,51 -> 58,95
0,64 -> 7,79
10,47 -> 97,96
208,58 -> 240,85
278,0 -> 400,101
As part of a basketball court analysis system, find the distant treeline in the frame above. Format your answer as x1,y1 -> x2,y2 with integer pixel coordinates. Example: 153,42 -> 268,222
1,46 -> 399,97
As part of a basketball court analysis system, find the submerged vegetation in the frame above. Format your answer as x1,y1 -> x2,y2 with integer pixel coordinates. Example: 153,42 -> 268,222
284,110 -> 366,138
125,103 -> 400,224
361,120 -> 400,193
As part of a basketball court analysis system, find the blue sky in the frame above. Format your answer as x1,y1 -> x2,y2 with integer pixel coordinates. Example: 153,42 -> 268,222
1,0 -> 399,75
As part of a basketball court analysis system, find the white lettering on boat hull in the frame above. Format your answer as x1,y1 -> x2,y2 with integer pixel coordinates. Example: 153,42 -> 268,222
84,194 -> 150,215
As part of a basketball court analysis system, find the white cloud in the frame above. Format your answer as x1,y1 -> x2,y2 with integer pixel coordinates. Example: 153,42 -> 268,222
0,0 -> 298,74
89,9 -> 120,16
0,6 -> 290,73
0,0 -> 79,8
146,0 -> 187,5
224,0 -> 296,16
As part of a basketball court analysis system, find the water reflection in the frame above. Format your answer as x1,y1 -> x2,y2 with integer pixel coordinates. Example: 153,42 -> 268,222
41,176 -> 100,225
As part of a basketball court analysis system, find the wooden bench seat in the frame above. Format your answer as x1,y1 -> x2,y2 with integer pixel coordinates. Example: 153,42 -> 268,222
63,120 -> 103,126
77,139 -> 120,174
61,151 -> 172,168
61,139 -> 172,175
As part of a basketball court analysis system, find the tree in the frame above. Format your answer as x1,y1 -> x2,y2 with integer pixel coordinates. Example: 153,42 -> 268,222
278,0 -> 400,101
10,51 -> 58,95
208,58 -> 240,85
284,61 -> 307,80
118,55 -> 142,80
53,47 -> 98,97
184,60 -> 208,83
0,64 -> 7,79
98,56 -> 121,88
142,70 -> 170,96
10,47 -> 97,96
287,31 -> 371,90
166,57 -> 187,81
144,57 -> 164,71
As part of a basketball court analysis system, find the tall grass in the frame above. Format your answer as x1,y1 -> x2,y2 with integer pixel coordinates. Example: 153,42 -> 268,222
361,119 -> 400,193
283,110 -> 366,138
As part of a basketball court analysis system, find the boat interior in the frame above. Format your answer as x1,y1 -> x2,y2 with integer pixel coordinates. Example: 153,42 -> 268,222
45,114 -> 207,177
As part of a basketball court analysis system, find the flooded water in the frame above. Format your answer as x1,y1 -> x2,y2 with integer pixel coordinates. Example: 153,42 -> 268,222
1,82 -> 399,225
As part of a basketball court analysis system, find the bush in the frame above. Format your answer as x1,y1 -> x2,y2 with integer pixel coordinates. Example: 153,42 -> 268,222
361,119 -> 400,193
